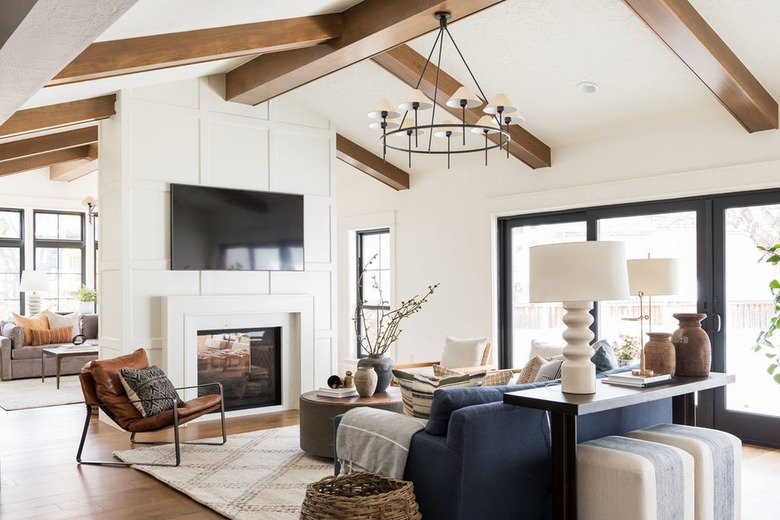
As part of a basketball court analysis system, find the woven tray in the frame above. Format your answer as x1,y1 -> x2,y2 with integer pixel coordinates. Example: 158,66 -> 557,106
300,472 -> 422,520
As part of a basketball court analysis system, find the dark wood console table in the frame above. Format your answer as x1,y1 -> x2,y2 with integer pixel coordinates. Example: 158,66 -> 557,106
503,372 -> 734,520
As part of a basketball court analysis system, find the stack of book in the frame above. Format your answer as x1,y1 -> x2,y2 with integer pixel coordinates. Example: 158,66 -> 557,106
316,387 -> 358,398
602,372 -> 675,388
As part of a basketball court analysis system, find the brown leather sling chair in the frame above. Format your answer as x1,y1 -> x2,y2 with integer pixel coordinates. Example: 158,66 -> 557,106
77,348 -> 226,467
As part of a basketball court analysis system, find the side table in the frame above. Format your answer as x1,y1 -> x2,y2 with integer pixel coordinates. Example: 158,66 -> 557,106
299,387 -> 403,458
41,346 -> 99,389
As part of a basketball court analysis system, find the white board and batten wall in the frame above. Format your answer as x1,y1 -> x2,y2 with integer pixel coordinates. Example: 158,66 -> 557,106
98,76 -> 337,395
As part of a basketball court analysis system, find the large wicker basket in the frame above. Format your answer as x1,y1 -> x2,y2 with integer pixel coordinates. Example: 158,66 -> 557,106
300,472 -> 422,520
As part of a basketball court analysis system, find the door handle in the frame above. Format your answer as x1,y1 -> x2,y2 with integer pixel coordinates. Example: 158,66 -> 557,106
710,313 -> 722,333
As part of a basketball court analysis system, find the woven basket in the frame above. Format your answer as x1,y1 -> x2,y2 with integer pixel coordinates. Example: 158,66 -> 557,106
300,473 -> 422,520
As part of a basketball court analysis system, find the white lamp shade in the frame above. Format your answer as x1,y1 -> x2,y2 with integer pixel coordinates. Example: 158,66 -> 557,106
502,113 -> 526,125
398,89 -> 433,111
529,241 -> 629,303
434,120 -> 464,138
484,93 -> 518,115
470,115 -> 501,134
367,99 -> 401,119
20,270 -> 49,292
627,258 -> 681,296
368,119 -> 400,130
445,85 -> 482,108
81,195 -> 97,207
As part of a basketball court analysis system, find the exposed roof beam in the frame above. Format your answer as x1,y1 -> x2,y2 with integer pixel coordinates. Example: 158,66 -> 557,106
623,0 -> 778,132
49,15 -> 342,86
336,134 -> 409,191
0,145 -> 92,177
372,45 -> 551,169
0,0 -> 136,126
0,95 -> 115,139
0,126 -> 98,162
50,144 -> 99,182
226,0 -> 506,105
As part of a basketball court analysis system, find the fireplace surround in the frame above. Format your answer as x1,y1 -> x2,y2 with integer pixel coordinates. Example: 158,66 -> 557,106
163,294 -> 315,417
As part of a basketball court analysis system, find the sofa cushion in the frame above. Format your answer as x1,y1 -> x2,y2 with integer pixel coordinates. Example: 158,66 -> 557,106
30,326 -> 72,346
12,313 -> 49,345
81,314 -> 98,339
529,339 -> 564,359
119,365 -> 184,417
517,355 -> 547,384
1,321 -> 24,349
43,310 -> 79,336
393,368 -> 486,419
440,336 -> 489,368
591,339 -> 620,373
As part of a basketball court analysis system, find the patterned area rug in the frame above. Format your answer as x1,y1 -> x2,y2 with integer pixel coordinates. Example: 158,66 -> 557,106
113,425 -> 332,519
0,375 -> 84,410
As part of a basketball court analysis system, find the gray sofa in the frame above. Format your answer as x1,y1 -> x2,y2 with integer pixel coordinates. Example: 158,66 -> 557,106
0,313 -> 98,381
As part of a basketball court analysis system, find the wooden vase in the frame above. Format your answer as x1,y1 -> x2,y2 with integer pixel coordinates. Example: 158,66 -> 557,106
644,332 -> 676,376
671,313 -> 711,376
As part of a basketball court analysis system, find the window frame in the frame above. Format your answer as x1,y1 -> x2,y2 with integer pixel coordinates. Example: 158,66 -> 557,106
355,228 -> 391,358
0,208 -> 25,315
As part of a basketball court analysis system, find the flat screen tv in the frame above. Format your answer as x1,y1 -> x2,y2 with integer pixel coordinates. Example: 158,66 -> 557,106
170,183 -> 304,271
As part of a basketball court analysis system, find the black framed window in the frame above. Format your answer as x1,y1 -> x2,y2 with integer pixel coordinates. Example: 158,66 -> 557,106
33,210 -> 86,312
355,228 -> 391,358
0,209 -> 24,316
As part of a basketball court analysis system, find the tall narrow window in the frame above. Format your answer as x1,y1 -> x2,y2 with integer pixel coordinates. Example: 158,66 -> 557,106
0,209 -> 23,317
355,229 -> 391,358
33,211 -> 85,312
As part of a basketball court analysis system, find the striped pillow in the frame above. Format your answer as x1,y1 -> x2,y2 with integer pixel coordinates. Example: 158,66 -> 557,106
30,326 -> 73,346
392,369 -> 486,419
534,357 -> 565,382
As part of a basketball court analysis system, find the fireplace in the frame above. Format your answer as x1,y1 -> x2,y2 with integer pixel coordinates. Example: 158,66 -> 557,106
197,327 -> 282,411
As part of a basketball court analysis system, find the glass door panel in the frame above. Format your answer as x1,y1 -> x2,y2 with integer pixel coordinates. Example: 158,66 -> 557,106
509,221 -> 586,364
722,204 -> 780,418
597,212 -> 699,353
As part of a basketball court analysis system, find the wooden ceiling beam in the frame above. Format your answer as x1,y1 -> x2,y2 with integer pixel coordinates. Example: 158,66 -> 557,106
49,15 -> 342,86
0,95 -> 115,139
372,45 -> 551,169
50,144 -> 99,182
623,0 -> 778,132
0,145 -> 92,177
0,126 -> 98,162
336,134 -> 409,190
226,0 -> 506,105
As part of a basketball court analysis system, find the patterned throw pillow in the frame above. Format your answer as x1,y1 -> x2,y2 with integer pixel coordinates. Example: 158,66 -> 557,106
30,326 -> 73,346
534,357 -> 565,382
392,369 -> 486,419
433,364 -> 512,387
517,355 -> 548,384
13,313 -> 49,346
118,365 -> 184,417
590,339 -> 620,373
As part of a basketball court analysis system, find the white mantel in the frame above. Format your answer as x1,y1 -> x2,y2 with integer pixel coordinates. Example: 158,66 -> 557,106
163,294 -> 315,415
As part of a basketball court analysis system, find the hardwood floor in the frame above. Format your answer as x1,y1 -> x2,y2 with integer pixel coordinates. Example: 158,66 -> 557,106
1,402 -> 778,519
0,403 -> 298,519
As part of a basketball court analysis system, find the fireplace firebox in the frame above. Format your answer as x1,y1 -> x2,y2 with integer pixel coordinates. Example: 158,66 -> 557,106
196,327 -> 281,411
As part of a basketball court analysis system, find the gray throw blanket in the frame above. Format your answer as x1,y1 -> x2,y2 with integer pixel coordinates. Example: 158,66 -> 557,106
336,407 -> 426,479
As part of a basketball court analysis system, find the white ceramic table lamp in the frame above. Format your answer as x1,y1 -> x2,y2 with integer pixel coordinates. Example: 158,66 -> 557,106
20,270 -> 49,315
529,241 -> 629,394
627,258 -> 682,375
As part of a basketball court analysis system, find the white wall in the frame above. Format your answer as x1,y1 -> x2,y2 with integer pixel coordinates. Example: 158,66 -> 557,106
99,76 -> 337,386
336,111 -> 780,367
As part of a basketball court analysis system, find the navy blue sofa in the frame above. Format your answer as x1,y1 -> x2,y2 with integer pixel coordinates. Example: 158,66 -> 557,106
334,368 -> 672,520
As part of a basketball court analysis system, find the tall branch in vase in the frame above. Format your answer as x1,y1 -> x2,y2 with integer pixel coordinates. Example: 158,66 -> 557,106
354,255 -> 439,356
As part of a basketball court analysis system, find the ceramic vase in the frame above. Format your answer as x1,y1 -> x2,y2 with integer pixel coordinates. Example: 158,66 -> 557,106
356,354 -> 394,393
671,313 -> 711,376
354,366 -> 378,397
643,332 -> 676,376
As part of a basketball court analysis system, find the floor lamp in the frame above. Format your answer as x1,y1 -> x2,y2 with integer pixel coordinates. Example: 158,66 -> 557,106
529,241 -> 629,394
626,258 -> 681,376
20,270 -> 49,315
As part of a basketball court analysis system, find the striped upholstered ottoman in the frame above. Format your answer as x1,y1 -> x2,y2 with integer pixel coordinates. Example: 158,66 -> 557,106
577,435 -> 695,520
627,424 -> 741,520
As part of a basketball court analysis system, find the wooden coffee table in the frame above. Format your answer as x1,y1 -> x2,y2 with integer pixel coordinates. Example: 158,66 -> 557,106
41,346 -> 99,389
299,387 -> 403,458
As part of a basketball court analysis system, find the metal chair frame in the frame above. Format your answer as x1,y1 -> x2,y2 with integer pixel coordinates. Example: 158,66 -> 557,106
76,382 -> 227,467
